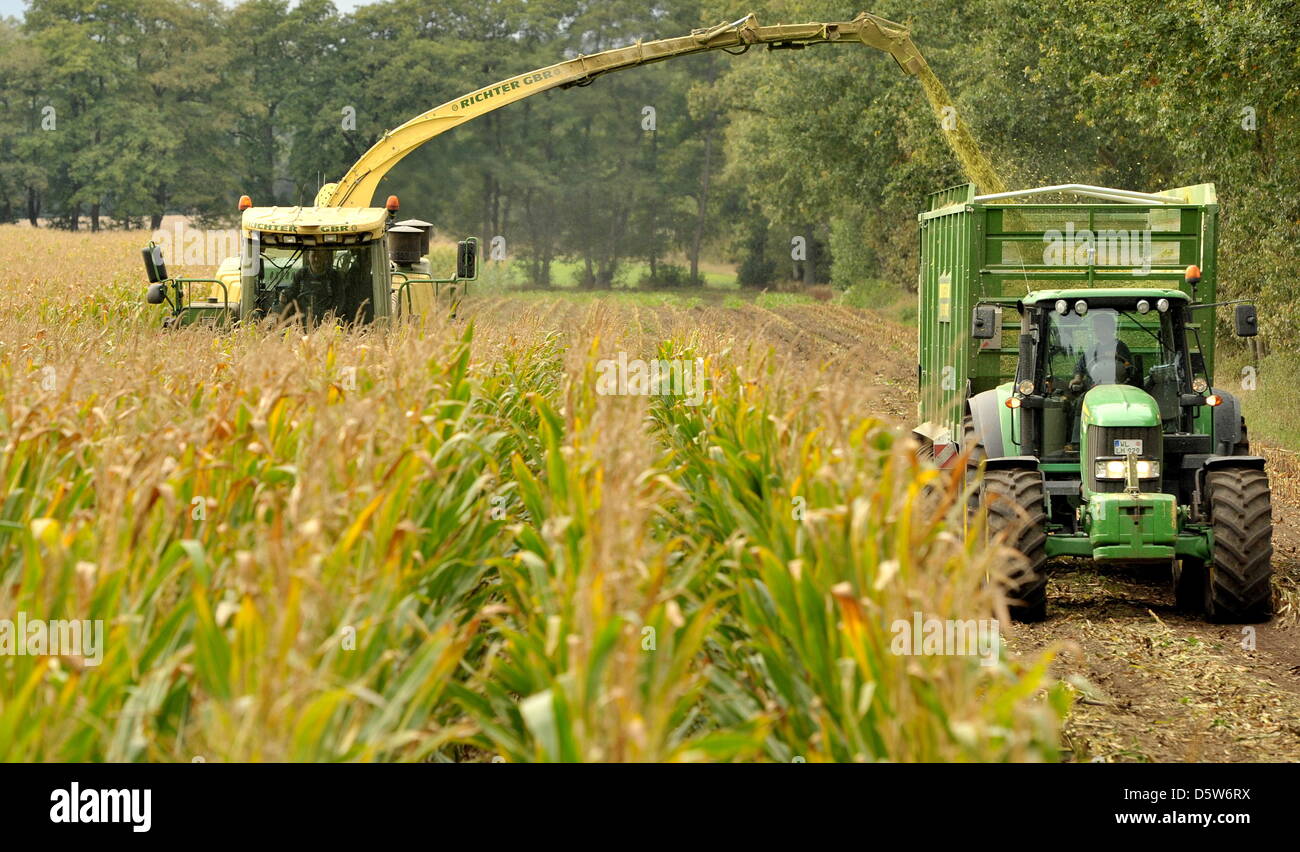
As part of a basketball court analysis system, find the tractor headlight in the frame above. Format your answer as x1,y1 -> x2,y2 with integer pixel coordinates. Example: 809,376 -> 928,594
1157,298 -> 1170,313
1017,379 -> 1035,395
1055,299 -> 1068,315
1075,300 -> 1089,316
1136,299 -> 1151,314
1192,377 -> 1208,393
1094,459 -> 1160,480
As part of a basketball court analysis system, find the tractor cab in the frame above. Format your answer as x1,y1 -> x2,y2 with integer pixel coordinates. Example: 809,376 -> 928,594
1019,289 -> 1196,459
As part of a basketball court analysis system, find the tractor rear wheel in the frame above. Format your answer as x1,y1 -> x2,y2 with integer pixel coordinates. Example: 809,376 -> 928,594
1201,468 -> 1273,623
981,468 -> 1048,622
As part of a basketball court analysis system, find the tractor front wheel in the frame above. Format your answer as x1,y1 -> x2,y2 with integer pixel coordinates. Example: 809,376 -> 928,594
1202,468 -> 1274,623
981,468 -> 1048,622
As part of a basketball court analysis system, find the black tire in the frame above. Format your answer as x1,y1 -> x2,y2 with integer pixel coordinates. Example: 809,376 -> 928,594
982,468 -> 1048,622
1202,468 -> 1273,623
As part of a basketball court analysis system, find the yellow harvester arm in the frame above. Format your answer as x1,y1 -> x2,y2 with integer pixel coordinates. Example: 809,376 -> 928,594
319,12 -> 931,208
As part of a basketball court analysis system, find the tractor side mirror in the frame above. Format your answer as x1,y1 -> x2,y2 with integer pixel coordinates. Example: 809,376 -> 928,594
456,238 -> 478,280
145,283 -> 167,305
1234,303 -> 1258,337
142,244 -> 168,283
971,305 -> 996,339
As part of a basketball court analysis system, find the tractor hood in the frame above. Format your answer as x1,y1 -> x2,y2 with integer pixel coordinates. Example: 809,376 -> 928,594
1080,384 -> 1161,429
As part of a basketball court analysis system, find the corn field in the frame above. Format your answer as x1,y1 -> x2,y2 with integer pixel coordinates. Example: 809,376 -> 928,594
0,228 -> 1068,762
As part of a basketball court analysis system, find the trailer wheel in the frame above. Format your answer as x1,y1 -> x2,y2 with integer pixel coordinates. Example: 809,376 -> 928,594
981,468 -> 1048,622
1202,468 -> 1273,623
961,415 -> 986,465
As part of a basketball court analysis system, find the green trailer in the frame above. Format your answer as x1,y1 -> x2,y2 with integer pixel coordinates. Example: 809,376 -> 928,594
914,183 -> 1271,623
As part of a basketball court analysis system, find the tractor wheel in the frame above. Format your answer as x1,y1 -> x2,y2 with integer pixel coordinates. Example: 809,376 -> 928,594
1202,468 -> 1273,623
981,468 -> 1048,622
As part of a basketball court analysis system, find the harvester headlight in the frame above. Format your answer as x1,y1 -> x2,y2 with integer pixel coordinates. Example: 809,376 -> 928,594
1192,377 -> 1208,393
1017,379 -> 1035,395
1095,459 -> 1160,480
1157,298 -> 1170,313
1136,299 -> 1151,314
1055,299 -> 1069,315
1074,300 -> 1088,316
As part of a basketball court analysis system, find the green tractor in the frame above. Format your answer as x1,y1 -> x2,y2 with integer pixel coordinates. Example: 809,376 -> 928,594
914,183 -> 1271,623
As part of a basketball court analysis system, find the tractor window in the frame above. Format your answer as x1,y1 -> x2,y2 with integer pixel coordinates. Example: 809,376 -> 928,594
1041,306 -> 1184,452
1044,307 -> 1178,393
246,240 -> 378,323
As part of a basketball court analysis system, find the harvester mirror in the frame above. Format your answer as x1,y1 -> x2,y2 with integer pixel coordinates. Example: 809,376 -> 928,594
142,244 -> 168,283
1234,303 -> 1258,337
145,283 -> 167,305
456,239 -> 478,280
971,305 -> 996,339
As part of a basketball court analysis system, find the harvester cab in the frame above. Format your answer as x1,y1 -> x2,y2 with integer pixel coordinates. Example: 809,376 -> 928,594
142,195 -> 478,326
918,182 -> 1272,624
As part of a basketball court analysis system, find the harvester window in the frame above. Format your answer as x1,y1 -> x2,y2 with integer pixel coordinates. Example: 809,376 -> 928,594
247,240 -> 377,323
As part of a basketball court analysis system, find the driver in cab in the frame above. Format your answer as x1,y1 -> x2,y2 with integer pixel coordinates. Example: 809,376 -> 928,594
1068,311 -> 1138,394
282,249 -> 341,319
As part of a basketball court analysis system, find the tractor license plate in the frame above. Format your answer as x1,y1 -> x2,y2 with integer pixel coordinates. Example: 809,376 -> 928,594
1113,439 -> 1143,455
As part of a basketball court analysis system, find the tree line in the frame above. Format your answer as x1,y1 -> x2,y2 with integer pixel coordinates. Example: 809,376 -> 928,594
1,0 -> 1296,333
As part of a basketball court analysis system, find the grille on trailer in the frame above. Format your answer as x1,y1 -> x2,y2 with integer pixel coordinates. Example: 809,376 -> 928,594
1086,424 -> 1162,493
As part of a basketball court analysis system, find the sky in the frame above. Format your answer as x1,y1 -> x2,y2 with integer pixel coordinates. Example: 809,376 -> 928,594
0,0 -> 378,21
